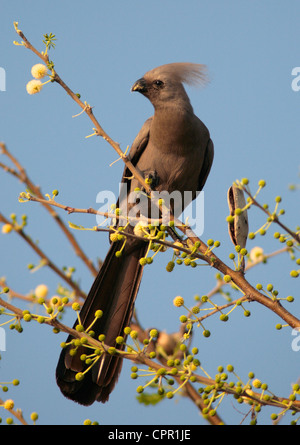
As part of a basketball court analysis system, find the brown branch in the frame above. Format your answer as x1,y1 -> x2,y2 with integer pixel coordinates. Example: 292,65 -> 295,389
0,278 -> 77,308
1,295 -> 299,423
14,24 -> 151,196
0,397 -> 28,425
16,188 -> 300,329
130,321 -> 224,425
0,212 -> 86,299
0,142 -> 98,277
242,186 -> 300,244
22,191 -> 160,225
13,23 -> 299,325
175,218 -> 300,330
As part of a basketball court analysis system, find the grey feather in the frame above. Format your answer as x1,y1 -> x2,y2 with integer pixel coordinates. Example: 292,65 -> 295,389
144,62 -> 208,87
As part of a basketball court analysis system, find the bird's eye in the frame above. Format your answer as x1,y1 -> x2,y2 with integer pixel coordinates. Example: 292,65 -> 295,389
153,80 -> 164,88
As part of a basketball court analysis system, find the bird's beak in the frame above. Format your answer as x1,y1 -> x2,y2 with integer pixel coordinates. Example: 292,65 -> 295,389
131,77 -> 148,93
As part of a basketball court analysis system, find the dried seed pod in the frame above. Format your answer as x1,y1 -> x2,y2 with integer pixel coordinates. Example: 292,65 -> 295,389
227,185 -> 249,249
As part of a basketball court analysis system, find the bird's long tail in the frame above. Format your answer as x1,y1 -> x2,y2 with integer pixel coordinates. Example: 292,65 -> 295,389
56,240 -> 147,405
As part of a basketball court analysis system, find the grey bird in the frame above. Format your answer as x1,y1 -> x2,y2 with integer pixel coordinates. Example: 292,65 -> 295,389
56,63 -> 214,405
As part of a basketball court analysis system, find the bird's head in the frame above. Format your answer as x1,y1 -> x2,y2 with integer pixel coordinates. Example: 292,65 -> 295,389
131,62 -> 208,110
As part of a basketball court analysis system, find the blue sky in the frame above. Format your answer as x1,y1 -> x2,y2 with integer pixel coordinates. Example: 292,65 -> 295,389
0,1 -> 299,425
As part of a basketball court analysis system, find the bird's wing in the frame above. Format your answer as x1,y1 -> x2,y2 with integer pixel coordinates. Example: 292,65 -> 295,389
122,117 -> 152,182
115,117 -> 152,222
197,138 -> 214,192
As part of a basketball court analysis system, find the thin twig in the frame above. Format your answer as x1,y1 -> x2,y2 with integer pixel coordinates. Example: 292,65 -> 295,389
1,295 -> 299,418
0,212 -> 86,299
21,191 -> 161,225
242,186 -> 300,244
0,397 -> 28,425
14,23 -> 151,196
0,142 -> 98,277
174,218 -> 300,329
16,192 -> 300,329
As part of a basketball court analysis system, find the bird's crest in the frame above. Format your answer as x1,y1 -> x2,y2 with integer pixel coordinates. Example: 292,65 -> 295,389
145,63 -> 208,87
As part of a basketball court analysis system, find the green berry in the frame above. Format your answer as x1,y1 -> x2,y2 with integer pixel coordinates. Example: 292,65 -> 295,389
30,412 -> 39,422
124,326 -> 131,335
166,261 -> 175,272
75,324 -> 84,332
226,215 -> 234,224
149,329 -> 158,338
72,302 -> 81,312
75,372 -> 84,381
23,313 -> 32,322
130,330 -> 138,340
223,275 -> 231,283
